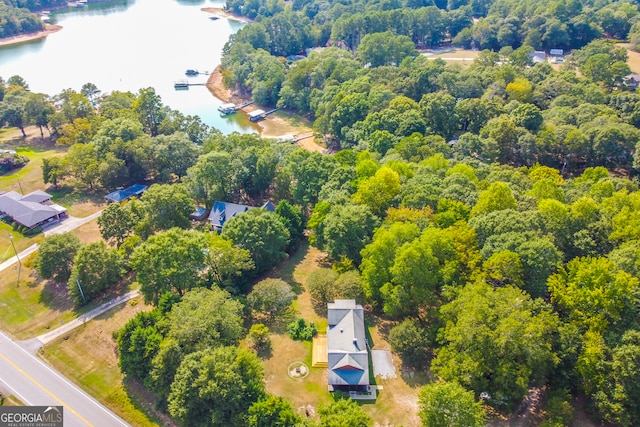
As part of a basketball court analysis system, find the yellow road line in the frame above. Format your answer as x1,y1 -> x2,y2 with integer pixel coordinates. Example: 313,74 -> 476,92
0,352 -> 94,426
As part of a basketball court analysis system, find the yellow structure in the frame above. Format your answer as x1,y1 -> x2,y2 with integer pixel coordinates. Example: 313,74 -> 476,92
312,335 -> 328,367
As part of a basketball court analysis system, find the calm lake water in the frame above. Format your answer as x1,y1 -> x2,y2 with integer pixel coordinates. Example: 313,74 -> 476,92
0,0 -> 258,134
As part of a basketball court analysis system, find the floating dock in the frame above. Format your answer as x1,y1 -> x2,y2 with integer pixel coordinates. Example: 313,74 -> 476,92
218,101 -> 255,116
174,80 -> 189,89
248,108 -> 279,122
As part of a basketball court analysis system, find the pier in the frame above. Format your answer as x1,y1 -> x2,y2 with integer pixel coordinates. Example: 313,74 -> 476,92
218,100 -> 255,116
174,80 -> 212,90
248,108 -> 279,122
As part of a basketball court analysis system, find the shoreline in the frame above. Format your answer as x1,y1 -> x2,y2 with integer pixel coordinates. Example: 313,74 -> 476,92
200,7 -> 253,23
0,24 -> 62,48
206,66 -> 323,151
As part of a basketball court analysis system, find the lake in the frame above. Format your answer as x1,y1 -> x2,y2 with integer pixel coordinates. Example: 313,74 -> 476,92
0,0 -> 258,134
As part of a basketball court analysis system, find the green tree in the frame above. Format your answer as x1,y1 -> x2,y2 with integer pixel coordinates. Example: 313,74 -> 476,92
168,347 -> 265,427
68,241 -> 125,305
320,203 -> 378,264
34,233 -> 81,283
133,87 -> 166,136
275,200 -> 305,253
419,381 -> 486,427
388,318 -> 432,369
97,202 -> 137,247
360,222 -> 422,305
318,399 -> 373,427
352,166 -> 401,216
307,268 -> 339,309
222,209 -> 290,275
116,310 -> 163,382
152,132 -> 201,181
130,228 -> 207,304
470,182 -> 518,217
357,31 -> 418,67
420,91 -> 458,140
203,232 -> 255,294
167,287 -> 244,353
432,281 -> 559,410
548,257 -> 639,334
140,184 -> 194,232
247,323 -> 271,353
248,395 -> 299,427
187,150 -> 238,208
247,278 -> 295,320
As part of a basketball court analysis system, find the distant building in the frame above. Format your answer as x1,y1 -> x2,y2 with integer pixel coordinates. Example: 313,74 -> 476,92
105,183 -> 147,203
549,48 -> 564,63
327,300 -> 370,392
208,200 -> 276,231
531,51 -> 546,63
0,190 -> 67,229
624,73 -> 640,91
189,206 -> 209,221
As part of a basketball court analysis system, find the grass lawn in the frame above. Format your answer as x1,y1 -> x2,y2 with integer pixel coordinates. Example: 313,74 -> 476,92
0,218 -> 104,339
0,221 -> 44,263
262,241 -> 424,426
41,297 -> 168,427
0,126 -> 105,218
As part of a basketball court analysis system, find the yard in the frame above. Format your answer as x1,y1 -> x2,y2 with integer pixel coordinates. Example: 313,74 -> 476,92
0,219 -> 104,339
262,242 -> 424,426
41,297 -> 167,427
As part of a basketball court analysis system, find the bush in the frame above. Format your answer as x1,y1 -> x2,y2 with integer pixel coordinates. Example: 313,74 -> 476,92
286,318 -> 317,341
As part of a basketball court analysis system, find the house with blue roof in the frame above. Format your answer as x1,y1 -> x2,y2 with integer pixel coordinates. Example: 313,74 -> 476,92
105,184 -> 148,203
327,299 -> 370,392
208,200 -> 276,231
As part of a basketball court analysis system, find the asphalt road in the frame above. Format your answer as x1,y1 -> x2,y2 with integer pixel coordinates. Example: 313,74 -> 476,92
0,331 -> 130,427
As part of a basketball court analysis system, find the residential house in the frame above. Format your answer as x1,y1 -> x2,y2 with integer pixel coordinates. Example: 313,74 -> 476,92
624,73 -> 640,91
105,183 -> 147,203
208,200 -> 276,231
327,299 -> 370,391
0,190 -> 67,229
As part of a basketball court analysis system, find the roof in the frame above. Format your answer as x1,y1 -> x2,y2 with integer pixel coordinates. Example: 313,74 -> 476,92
105,183 -> 147,203
208,200 -> 277,229
327,299 -> 369,386
20,190 -> 51,203
248,109 -> 265,118
625,73 -> 640,83
0,190 -> 65,228
549,48 -> 564,56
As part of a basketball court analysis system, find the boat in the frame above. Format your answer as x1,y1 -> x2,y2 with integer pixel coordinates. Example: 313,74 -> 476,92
209,15 -> 220,20
174,80 -> 189,89
218,103 -> 236,115
185,69 -> 199,76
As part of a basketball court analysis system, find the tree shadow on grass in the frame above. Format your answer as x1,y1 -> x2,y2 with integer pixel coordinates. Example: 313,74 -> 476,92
265,239 -> 310,295
38,280 -> 75,313
122,377 -> 178,427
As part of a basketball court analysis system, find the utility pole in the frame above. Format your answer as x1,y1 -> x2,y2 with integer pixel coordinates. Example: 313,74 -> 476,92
9,234 -> 21,287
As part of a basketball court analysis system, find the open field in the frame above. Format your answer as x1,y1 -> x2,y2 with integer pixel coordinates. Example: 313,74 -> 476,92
41,297 -> 167,427
0,126 -> 65,194
423,48 -> 480,68
0,126 -> 105,217
619,42 -> 640,74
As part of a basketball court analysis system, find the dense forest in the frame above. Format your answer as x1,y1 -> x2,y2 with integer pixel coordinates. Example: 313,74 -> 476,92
3,0 -> 640,425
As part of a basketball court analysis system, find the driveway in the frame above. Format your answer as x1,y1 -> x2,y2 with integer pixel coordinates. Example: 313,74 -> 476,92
371,349 -> 397,379
0,210 -> 102,274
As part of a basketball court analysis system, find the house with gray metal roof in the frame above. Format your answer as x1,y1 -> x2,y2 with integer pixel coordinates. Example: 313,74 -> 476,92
327,299 -> 370,391
208,200 -> 276,231
0,190 -> 67,229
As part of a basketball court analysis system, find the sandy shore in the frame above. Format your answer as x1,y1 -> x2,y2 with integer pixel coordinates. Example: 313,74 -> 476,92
201,7 -> 253,23
0,24 -> 62,47
206,66 -> 324,151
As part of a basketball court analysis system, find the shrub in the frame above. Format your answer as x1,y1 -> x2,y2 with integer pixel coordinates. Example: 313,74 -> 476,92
286,318 -> 317,341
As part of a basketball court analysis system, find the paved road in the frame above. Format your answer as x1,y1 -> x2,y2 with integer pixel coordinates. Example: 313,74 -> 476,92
0,210 -> 102,274
0,331 -> 130,427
